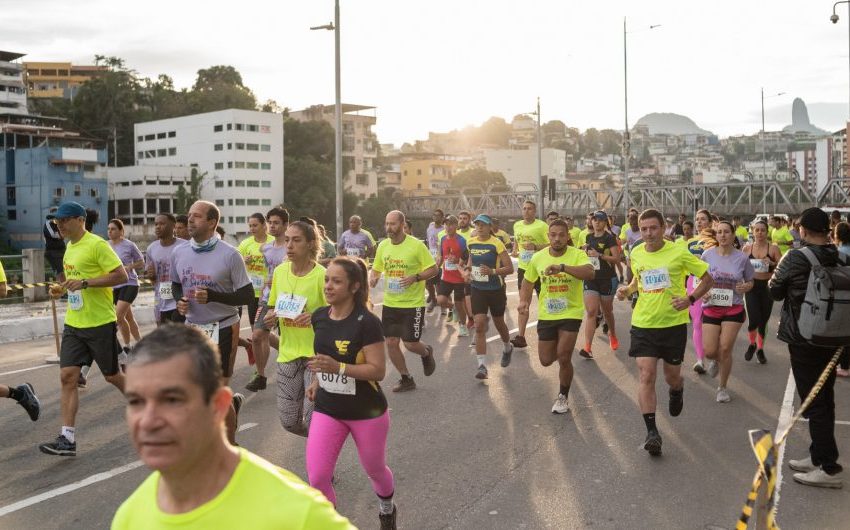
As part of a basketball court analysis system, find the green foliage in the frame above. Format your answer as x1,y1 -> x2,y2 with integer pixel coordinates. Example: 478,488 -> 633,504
174,168 -> 206,214
450,167 -> 506,190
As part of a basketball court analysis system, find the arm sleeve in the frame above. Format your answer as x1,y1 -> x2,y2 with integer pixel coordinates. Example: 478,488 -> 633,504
171,281 -> 184,301
768,250 -> 800,301
207,283 -> 254,306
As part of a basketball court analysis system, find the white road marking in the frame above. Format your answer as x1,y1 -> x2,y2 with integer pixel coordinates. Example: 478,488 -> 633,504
773,369 -> 796,516
486,322 -> 538,343
801,418 -> 850,426
0,364 -> 55,377
0,423 -> 259,518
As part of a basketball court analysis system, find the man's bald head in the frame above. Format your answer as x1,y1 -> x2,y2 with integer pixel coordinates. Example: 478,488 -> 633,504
387,210 -> 406,224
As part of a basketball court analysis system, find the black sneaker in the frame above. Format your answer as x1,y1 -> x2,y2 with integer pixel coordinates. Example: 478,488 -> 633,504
669,387 -> 684,417
744,344 -> 756,362
379,505 -> 397,530
475,365 -> 489,380
644,430 -> 662,456
245,374 -> 267,392
39,435 -> 76,456
602,322 -> 609,335
579,349 -> 594,360
756,349 -> 767,365
16,383 -> 41,421
421,345 -> 436,376
500,343 -> 514,368
77,372 -> 87,389
392,376 -> 416,393
510,335 -> 528,349
232,393 -> 245,416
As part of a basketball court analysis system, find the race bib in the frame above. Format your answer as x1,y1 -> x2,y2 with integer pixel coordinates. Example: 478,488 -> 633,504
158,282 -> 173,300
346,247 -> 362,257
275,293 -> 308,319
471,266 -> 489,283
445,260 -> 459,271
250,275 -> 264,290
189,321 -> 219,343
318,372 -> 356,395
68,290 -> 83,311
709,288 -> 734,307
545,296 -> 568,314
751,259 -> 769,274
589,256 -> 601,270
520,249 -> 534,263
640,268 -> 671,291
385,277 -> 405,294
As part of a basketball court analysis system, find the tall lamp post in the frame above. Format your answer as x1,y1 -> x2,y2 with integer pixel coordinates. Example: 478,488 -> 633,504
311,0 -> 343,240
831,2 -> 850,121
760,89 -> 785,214
536,97 -> 543,211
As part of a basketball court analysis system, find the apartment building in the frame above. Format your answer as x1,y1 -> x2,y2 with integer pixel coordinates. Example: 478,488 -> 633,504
0,51 -> 28,115
23,61 -> 107,100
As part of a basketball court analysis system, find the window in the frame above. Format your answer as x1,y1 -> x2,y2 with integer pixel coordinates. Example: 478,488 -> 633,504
234,161 -> 245,168
247,124 -> 258,132
228,199 -> 233,205
168,131 -> 176,138
235,143 -> 245,150
168,147 -> 177,156
6,187 -> 15,206
235,180 -> 245,187
137,135 -> 143,142
215,199 -> 225,206
261,199 -> 271,206
214,144 -> 223,151
236,124 -> 244,131
215,180 -> 224,188
228,217 -> 233,223
261,163 -> 271,170
144,134 -> 155,141
54,187 -> 65,198
247,180 -> 259,187
356,174 -> 368,186
235,199 -> 245,205
214,125 -> 223,132
157,132 -> 166,139
7,209 -> 16,220
403,170 -> 408,176
227,123 -> 232,130
260,144 -> 271,152
214,162 -> 224,170
227,180 -> 232,187
246,162 -> 259,170
247,198 -> 260,206
137,151 -> 144,159
417,169 -> 422,175
235,216 -> 246,224
227,162 -> 233,169
157,149 -> 167,157
247,143 -> 259,151
227,143 -> 232,150
145,150 -> 155,158
261,180 -> 271,188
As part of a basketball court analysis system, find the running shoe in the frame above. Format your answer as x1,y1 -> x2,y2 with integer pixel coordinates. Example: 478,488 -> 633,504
392,376 -> 416,393
510,335 -> 528,349
441,308 -> 447,316
668,387 -> 684,417
77,372 -> 87,389
379,505 -> 398,530
232,393 -> 245,415
16,383 -> 40,421
744,343 -> 756,362
421,345 -> 436,376
39,435 -> 76,457
579,349 -> 594,360
447,309 -> 454,322
793,468 -> 843,489
692,360 -> 706,374
602,322 -> 609,335
788,456 -> 817,473
756,349 -> 767,365
643,430 -> 662,456
458,324 -> 469,337
551,394 -> 569,414
609,335 -> 619,351
500,343 -> 514,368
475,365 -> 488,380
716,387 -> 731,403
427,299 -> 437,313
707,360 -> 719,378
245,374 -> 267,392
838,368 -> 850,378
470,333 -> 477,346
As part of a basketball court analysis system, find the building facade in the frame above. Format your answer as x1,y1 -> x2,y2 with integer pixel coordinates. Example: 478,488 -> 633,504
0,51 -> 28,115
23,61 -> 107,100
400,155 -> 458,195
484,144 -> 567,189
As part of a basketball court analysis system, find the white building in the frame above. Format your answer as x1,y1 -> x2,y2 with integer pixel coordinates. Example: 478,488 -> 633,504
484,144 -> 566,188
134,109 -> 284,239
0,51 -> 28,115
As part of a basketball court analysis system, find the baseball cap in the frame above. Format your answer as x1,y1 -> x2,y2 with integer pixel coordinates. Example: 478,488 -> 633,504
799,207 -> 830,234
592,210 -> 608,221
473,214 -> 492,225
54,202 -> 87,219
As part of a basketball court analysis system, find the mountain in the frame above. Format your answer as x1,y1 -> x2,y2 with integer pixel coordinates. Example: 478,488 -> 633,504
782,97 -> 829,136
633,113 -> 712,136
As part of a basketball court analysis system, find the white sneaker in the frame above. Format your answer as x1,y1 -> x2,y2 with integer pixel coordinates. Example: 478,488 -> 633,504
551,394 -> 569,414
788,456 -> 817,473
458,324 -> 469,337
707,360 -> 719,378
716,387 -> 731,403
693,360 -> 706,374
793,468 -> 843,489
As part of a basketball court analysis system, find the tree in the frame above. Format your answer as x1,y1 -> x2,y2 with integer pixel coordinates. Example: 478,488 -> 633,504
174,168 -> 206,214
284,119 -> 335,161
450,167 -> 506,190
599,129 -> 623,156
581,128 -> 602,157
474,117 -> 512,147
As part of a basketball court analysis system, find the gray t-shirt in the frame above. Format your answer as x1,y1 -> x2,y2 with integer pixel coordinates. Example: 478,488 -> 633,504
260,241 -> 287,304
337,230 -> 373,258
110,238 -> 144,287
146,238 -> 188,313
170,239 -> 251,327
700,247 -> 755,307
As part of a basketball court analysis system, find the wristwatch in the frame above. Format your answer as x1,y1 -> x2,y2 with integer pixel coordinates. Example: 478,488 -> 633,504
560,264 -> 566,273
688,295 -> 696,305
81,279 -> 89,290
414,273 -> 421,282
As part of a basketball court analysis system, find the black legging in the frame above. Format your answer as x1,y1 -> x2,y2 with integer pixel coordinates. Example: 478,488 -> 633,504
745,279 -> 773,338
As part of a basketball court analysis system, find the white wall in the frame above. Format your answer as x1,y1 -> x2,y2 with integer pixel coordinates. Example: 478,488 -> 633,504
484,144 -> 566,188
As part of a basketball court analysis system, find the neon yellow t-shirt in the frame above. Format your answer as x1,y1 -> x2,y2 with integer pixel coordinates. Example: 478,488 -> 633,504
772,226 -> 793,255
735,225 -> 749,243
513,219 -> 550,269
373,234 -> 436,308
568,227 -> 581,246
577,228 -> 589,249
0,261 -> 5,283
268,262 -> 326,363
457,226 -> 474,240
63,232 -> 123,329
523,247 -> 591,320
238,235 -> 274,297
630,241 -> 709,329
111,448 -> 353,530
494,229 -> 512,248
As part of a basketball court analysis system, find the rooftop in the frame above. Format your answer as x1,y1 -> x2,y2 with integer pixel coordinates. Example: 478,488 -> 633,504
0,51 -> 25,62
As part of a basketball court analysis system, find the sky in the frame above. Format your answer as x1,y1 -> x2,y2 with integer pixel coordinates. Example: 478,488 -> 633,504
8,0 -> 850,144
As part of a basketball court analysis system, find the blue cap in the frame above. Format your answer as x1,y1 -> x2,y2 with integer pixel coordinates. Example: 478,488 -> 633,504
54,202 -> 87,219
473,214 -> 492,225
592,210 -> 608,221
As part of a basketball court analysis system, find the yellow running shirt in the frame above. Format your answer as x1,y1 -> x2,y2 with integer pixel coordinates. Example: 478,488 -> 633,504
772,226 -> 793,255
0,260 -> 5,283
513,219 -> 550,269
735,225 -> 749,244
63,232 -> 123,329
238,235 -> 274,297
630,241 -> 709,328
268,262 -> 326,363
568,227 -> 582,246
111,448 -> 353,530
522,247 -> 591,320
373,234 -> 436,308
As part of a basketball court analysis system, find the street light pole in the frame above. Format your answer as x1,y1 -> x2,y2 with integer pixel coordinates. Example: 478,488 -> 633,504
760,89 -> 785,214
623,17 -> 630,215
537,97 -> 543,212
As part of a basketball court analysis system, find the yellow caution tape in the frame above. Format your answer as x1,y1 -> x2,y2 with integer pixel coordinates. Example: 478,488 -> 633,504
6,279 -> 155,291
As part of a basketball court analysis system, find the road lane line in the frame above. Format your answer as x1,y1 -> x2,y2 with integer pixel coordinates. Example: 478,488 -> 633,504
486,322 -> 537,343
0,423 -> 259,518
0,364 -> 55,377
773,369 -> 796,516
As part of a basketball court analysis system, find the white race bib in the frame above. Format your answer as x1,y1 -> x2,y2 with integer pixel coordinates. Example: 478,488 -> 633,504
346,247 -> 363,257
275,293 -> 308,319
471,266 -> 489,283
640,268 -> 671,291
189,321 -> 219,343
158,282 -> 173,300
545,296 -> 568,314
751,259 -> 769,274
68,290 -> 83,311
588,256 -> 601,270
318,371 -> 356,395
709,288 -> 734,307
445,260 -> 459,271
520,249 -> 534,263
385,277 -> 405,294
250,275 -> 264,290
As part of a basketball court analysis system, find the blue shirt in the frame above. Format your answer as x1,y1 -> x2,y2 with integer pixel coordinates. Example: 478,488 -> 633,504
468,235 -> 507,291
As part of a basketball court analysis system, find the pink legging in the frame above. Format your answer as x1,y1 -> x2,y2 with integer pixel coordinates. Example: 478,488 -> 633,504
686,276 -> 705,361
306,410 -> 395,506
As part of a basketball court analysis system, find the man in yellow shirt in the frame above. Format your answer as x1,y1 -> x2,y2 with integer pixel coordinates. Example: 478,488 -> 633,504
616,209 -> 713,457
113,325 -> 353,530
510,200 -> 550,349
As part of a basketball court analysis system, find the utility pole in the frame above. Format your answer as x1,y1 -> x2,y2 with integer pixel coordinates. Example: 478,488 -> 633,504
333,0 -> 343,240
623,17 -> 630,214
537,97 -> 543,212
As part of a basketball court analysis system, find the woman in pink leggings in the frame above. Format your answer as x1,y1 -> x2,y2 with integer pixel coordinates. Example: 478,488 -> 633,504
686,209 -> 713,374
307,257 -> 397,530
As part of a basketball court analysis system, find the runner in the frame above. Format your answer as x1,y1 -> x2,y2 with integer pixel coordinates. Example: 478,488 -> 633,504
317,224 -> 338,266
675,220 -> 695,247
238,213 -> 273,339
771,215 -> 794,255
174,214 -> 189,240
43,215 -> 66,282
576,213 -> 593,248
144,213 -> 187,326
610,214 -> 621,237
465,214 -> 514,379
261,221 -> 327,436
114,325 -> 353,529
579,211 -> 621,359
615,208 -> 713,456
39,201 -> 129,456
107,219 -> 145,362
546,210 -> 561,224
699,221 -> 755,402
733,215 -> 750,246
457,210 -> 474,240
510,200 -> 549,349
436,216 -> 469,336
369,210 -> 438,392
687,208 -> 713,374
491,218 -> 513,250
741,219 -> 781,364
565,216 -> 582,248
338,215 -> 375,260
519,219 -> 593,413
305,257 -> 398,529
247,207 -> 289,392
172,200 -> 253,445
425,209 -> 445,313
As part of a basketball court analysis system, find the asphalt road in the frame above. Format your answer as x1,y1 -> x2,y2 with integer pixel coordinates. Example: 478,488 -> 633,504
0,277 -> 847,529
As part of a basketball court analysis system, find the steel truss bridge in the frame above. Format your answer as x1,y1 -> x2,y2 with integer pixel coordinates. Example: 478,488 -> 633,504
399,179 -> 850,220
